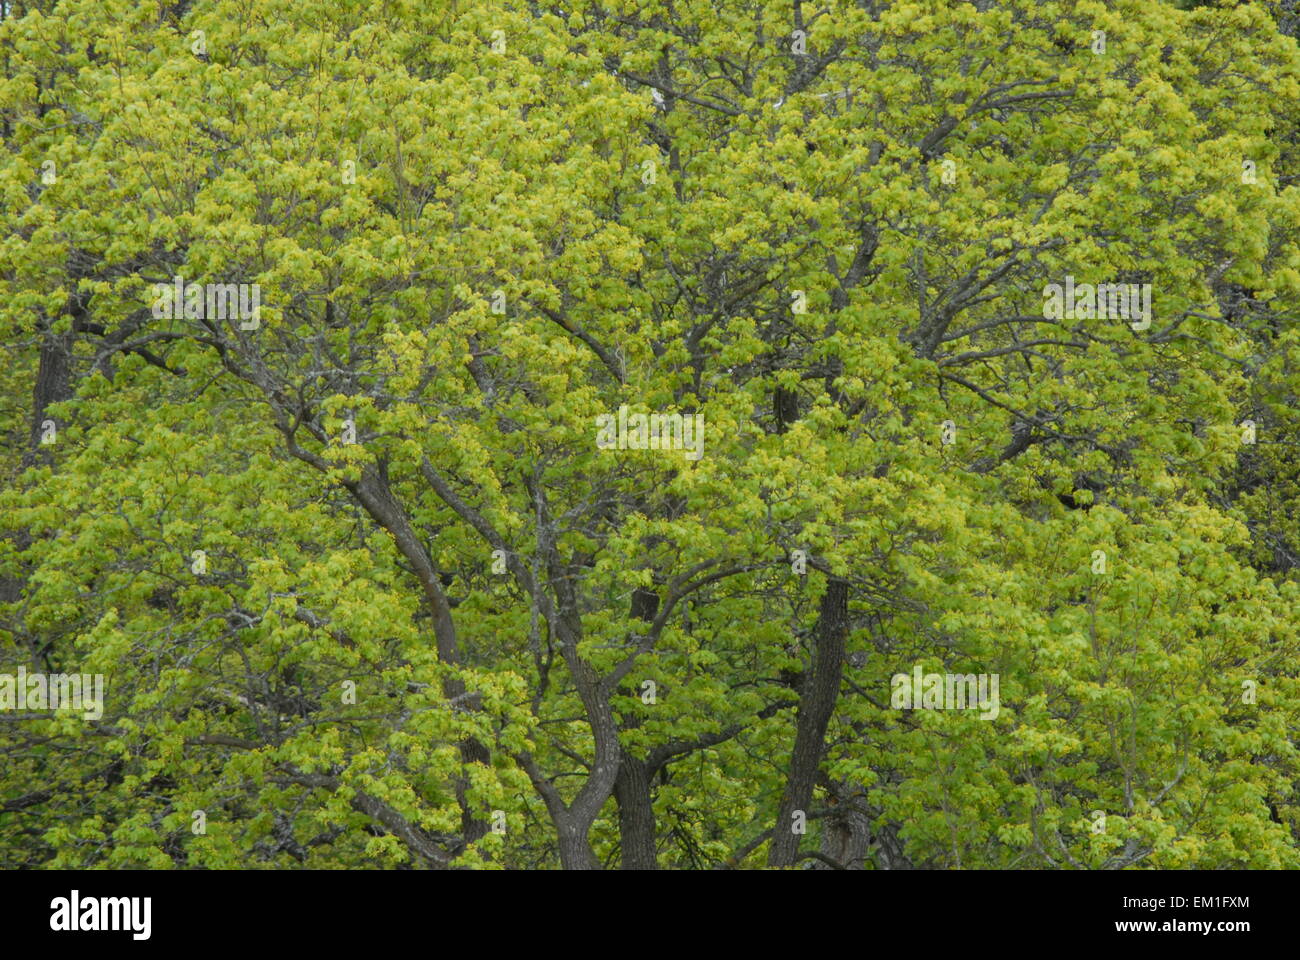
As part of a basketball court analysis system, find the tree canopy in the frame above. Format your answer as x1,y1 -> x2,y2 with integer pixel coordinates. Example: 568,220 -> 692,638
3,0 -> 1300,869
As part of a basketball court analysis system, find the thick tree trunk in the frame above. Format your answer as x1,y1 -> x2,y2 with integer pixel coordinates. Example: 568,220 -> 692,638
614,755 -> 657,869
611,582 -> 661,869
768,576 -> 849,867
545,611 -> 621,869
556,819 -> 602,870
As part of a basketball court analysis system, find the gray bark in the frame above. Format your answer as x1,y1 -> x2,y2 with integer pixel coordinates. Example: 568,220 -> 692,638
768,577 -> 849,866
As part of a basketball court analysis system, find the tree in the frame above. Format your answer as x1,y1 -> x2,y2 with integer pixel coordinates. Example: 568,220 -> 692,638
3,0 -> 1299,869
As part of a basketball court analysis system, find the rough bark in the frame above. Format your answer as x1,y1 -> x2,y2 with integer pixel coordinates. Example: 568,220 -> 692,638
768,576 -> 849,867
614,754 -> 657,869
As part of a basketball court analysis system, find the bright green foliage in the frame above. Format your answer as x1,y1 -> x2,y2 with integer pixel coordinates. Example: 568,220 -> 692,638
2,0 -> 1300,869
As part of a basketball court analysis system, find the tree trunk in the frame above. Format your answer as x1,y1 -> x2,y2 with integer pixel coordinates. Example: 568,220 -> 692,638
615,755 -> 658,869
556,819 -> 601,870
3,314 -> 77,612
25,313 -> 75,465
768,576 -> 849,867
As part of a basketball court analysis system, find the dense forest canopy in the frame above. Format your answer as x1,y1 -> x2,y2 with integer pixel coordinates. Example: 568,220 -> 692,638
2,0 -> 1300,869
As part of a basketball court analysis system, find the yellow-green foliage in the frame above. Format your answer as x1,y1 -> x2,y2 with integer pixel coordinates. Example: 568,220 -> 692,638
2,0 -> 1299,869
